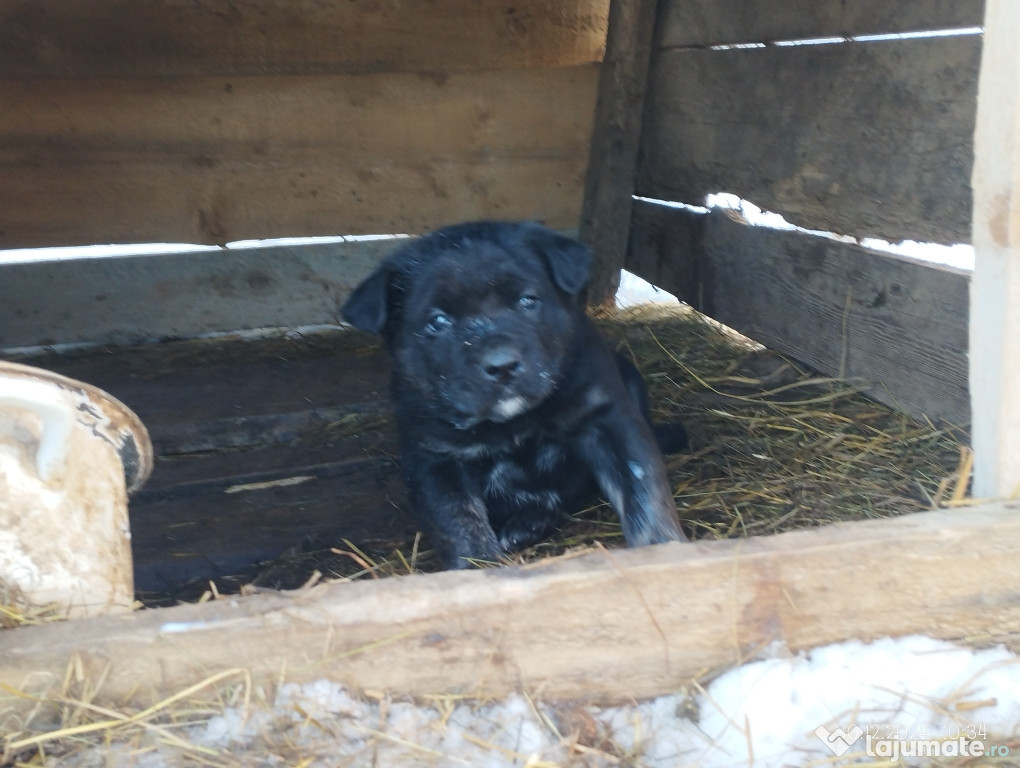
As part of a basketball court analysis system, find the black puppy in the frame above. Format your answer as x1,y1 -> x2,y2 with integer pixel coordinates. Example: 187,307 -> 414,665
342,221 -> 687,568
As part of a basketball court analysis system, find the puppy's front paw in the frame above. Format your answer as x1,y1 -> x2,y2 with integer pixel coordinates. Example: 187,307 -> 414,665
498,514 -> 559,553
627,507 -> 689,546
434,524 -> 506,570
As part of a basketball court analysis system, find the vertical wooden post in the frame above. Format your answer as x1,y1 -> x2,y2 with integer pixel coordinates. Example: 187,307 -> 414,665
578,0 -> 662,305
970,0 -> 1020,498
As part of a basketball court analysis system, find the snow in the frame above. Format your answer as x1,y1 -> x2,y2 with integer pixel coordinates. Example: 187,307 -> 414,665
167,635 -> 1020,767
616,270 -> 681,309
690,636 -> 1020,766
702,193 -> 975,272
0,234 -> 410,265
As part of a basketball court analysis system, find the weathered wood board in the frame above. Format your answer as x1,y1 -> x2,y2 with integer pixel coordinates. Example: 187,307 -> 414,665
658,0 -> 984,49
969,0 -> 1020,498
0,65 -> 598,248
0,0 -> 609,78
637,35 -> 980,244
2,504 -> 1019,715
578,0 -> 660,304
131,449 -> 411,596
628,202 -> 970,424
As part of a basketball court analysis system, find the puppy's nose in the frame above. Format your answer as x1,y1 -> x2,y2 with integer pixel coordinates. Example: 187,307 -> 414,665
480,347 -> 522,383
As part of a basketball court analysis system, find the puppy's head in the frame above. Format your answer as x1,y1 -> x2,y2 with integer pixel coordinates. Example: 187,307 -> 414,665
342,221 -> 592,428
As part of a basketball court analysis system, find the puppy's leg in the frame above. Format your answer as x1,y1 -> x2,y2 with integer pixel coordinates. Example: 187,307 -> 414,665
403,456 -> 504,569
577,407 -> 688,547
615,353 -> 688,455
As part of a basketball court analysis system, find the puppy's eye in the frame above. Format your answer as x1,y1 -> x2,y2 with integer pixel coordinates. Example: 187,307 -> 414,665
425,312 -> 453,335
517,295 -> 540,311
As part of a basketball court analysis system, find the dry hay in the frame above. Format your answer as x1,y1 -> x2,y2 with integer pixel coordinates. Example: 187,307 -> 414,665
233,302 -> 971,586
606,303 -> 971,537
1,663 -> 661,767
0,580 -> 67,631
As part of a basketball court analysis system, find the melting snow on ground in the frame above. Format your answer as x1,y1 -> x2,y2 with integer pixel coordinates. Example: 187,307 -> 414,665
78,634 -> 1019,767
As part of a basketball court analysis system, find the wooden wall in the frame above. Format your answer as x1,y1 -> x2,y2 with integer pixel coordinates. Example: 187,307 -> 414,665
624,0 -> 983,424
0,0 -> 609,248
639,0 -> 982,246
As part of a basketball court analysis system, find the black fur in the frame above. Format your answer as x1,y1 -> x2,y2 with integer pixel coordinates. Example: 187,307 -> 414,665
342,221 -> 688,568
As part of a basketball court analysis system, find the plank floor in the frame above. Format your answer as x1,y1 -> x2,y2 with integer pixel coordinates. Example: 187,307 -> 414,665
8,329 -> 417,602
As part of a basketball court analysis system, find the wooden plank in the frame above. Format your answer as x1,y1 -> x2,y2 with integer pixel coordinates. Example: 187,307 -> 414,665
131,453 -> 412,595
658,0 -> 984,49
0,66 -> 598,248
627,202 -> 970,424
969,0 -> 1020,498
2,504 -> 1019,714
578,0 -> 662,305
0,241 -> 397,349
637,36 -> 980,245
0,0 -> 609,78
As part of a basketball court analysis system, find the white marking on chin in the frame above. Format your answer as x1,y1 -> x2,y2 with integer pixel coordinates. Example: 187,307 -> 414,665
493,396 -> 528,421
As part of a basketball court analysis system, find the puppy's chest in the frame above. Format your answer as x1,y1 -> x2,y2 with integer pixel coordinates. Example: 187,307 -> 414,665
478,440 -> 571,505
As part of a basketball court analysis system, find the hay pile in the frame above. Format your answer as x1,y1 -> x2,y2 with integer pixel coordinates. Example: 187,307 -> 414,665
3,671 -> 682,767
608,304 -> 970,538
243,302 -> 970,584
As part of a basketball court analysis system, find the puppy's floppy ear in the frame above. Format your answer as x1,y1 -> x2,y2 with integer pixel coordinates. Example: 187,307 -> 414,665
521,222 -> 592,296
341,265 -> 391,334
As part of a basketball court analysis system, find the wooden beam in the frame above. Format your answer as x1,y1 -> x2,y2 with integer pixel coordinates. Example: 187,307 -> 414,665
3,505 -> 1020,717
970,0 -> 1020,498
579,0 -> 661,304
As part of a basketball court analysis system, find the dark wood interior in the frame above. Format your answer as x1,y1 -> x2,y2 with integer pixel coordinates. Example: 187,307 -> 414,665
10,330 -> 416,601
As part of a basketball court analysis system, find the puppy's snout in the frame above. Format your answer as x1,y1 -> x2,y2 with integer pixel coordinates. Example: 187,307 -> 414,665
480,346 -> 522,384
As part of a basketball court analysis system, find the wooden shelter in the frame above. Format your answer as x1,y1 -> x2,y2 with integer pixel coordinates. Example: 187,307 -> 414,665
1,0 -> 1019,720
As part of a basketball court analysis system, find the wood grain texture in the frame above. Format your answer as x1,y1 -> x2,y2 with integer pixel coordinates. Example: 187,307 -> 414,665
579,0 -> 662,305
658,0 -> 984,48
2,504 -> 1018,714
637,36 -> 980,244
969,0 -> 1020,497
627,202 -> 970,424
0,0 -> 609,78
0,66 -> 598,248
